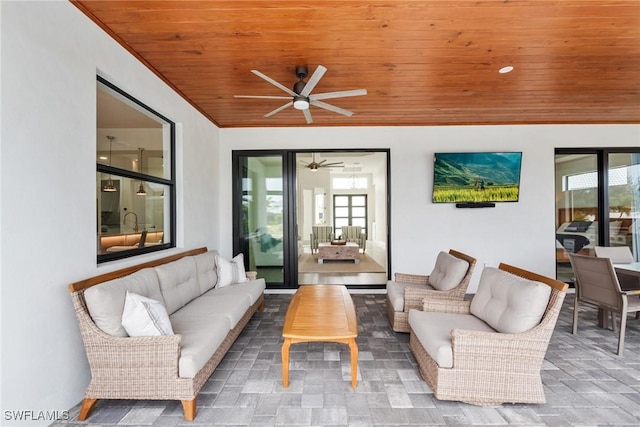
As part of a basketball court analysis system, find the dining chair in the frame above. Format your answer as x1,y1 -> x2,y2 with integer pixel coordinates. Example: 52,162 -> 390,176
594,246 -> 639,290
569,253 -> 640,355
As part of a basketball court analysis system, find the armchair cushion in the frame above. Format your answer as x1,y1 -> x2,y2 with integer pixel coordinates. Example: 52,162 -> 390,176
409,309 -> 495,368
470,267 -> 551,334
429,251 -> 470,291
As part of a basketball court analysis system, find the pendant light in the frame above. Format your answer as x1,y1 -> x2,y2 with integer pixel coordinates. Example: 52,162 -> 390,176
102,135 -> 117,192
136,148 -> 147,196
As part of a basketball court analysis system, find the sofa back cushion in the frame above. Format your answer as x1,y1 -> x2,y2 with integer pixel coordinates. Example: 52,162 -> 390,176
193,250 -> 219,294
470,267 -> 551,334
429,251 -> 469,291
84,268 -> 163,337
155,257 -> 200,315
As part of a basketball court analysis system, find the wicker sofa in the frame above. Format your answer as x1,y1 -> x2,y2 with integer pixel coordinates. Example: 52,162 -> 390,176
386,250 -> 477,332
408,263 -> 568,406
68,247 -> 265,421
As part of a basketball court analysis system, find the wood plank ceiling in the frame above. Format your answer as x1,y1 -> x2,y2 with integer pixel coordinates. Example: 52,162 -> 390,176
74,0 -> 640,128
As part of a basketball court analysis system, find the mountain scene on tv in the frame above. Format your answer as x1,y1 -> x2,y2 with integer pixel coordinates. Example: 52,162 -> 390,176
433,152 -> 522,203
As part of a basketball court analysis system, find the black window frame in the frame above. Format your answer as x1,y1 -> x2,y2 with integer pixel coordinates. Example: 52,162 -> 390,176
97,76 -> 176,263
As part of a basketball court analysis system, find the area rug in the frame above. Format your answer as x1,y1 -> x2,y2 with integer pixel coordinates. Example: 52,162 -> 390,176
298,253 -> 386,274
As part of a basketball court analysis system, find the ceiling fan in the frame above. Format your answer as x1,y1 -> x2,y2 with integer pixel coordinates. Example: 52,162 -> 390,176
300,153 -> 344,172
234,65 -> 367,124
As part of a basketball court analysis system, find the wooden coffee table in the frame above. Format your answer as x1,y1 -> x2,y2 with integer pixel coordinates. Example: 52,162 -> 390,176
281,285 -> 358,388
317,242 -> 360,264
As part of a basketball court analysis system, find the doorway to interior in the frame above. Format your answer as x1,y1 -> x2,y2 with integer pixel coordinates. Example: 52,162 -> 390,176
232,149 -> 390,289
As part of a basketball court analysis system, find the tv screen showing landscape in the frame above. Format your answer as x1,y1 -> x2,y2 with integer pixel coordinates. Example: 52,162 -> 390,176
432,152 -> 522,203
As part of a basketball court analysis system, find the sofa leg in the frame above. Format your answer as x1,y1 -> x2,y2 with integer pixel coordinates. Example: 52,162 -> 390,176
78,398 -> 98,421
181,398 -> 197,421
259,301 -> 265,312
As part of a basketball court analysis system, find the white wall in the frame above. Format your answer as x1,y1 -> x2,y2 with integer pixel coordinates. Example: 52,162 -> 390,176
219,125 -> 640,291
1,2 -> 220,425
1,2 -> 639,425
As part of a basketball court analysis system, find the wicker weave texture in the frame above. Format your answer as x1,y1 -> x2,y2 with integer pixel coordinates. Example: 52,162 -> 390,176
408,268 -> 567,406
387,249 -> 477,333
73,291 -> 264,402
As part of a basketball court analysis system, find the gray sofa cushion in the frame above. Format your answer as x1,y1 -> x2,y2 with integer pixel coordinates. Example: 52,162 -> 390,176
171,290 -> 250,329
409,309 -> 495,368
386,280 -> 435,312
84,268 -> 163,337
193,250 -> 219,294
212,279 -> 266,306
428,251 -> 469,291
155,257 -> 200,315
470,267 -> 551,334
171,315 -> 231,378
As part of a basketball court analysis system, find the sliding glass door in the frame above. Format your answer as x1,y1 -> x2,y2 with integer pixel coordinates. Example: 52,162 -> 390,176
233,152 -> 296,288
555,149 -> 640,282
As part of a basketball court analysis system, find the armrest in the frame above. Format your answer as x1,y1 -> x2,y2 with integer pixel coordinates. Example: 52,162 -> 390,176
394,272 -> 429,285
623,289 -> 640,296
404,286 -> 455,311
422,299 -> 471,314
246,271 -> 258,281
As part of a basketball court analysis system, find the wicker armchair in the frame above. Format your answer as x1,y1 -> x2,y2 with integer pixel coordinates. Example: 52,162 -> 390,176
386,249 -> 476,332
408,263 -> 568,406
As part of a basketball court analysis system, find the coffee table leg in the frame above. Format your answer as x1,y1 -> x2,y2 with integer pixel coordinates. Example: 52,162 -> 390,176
282,338 -> 291,387
348,338 -> 358,388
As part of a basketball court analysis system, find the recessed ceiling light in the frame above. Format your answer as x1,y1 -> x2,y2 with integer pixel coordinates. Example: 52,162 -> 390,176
499,66 -> 514,74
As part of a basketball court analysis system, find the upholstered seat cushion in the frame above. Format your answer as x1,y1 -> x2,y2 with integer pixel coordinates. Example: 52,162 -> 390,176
470,267 -> 551,334
84,268 -> 164,337
212,279 -> 266,306
409,309 -> 495,368
386,280 -> 435,312
170,290 -> 250,329
429,251 -> 469,291
155,257 -> 201,315
171,315 -> 231,378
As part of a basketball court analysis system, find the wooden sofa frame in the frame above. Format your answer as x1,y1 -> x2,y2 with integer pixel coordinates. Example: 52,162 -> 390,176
68,247 -> 264,421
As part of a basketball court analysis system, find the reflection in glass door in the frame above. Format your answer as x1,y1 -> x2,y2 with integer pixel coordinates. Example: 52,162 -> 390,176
236,155 -> 285,285
555,149 -> 640,283
608,153 -> 639,261
555,153 -> 599,282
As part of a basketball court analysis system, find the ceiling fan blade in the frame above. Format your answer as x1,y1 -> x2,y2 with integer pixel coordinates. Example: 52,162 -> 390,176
323,162 -> 344,167
234,95 -> 291,100
300,65 -> 327,97
310,88 -> 367,101
264,101 -> 293,117
311,100 -> 354,117
303,108 -> 313,124
251,70 -> 297,97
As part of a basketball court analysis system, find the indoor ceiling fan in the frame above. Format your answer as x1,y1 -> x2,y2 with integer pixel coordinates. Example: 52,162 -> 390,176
234,65 -> 367,124
300,153 -> 344,172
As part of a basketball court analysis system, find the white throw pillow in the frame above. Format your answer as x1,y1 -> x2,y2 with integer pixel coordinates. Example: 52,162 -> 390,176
215,253 -> 249,288
121,291 -> 174,337
428,251 -> 469,291
470,267 -> 551,334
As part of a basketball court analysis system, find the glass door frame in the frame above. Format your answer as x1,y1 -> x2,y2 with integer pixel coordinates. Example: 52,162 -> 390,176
232,148 -> 392,289
555,147 -> 640,280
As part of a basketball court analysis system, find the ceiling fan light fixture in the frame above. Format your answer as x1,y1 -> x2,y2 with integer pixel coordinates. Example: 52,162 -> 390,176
293,95 -> 309,110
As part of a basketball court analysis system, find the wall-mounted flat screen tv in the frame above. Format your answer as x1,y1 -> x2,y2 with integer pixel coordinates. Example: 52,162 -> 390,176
432,152 -> 522,203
